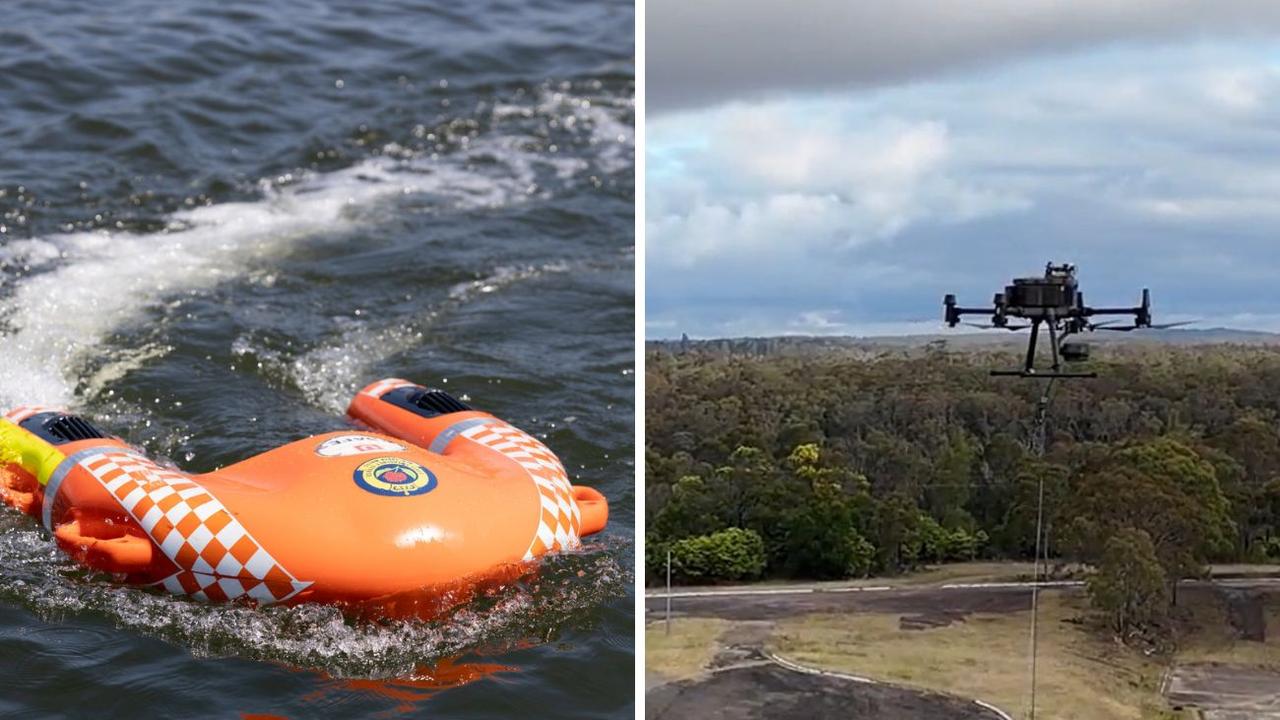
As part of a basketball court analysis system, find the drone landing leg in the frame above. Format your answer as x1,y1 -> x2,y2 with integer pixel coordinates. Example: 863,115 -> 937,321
1023,320 -> 1041,373
1046,312 -> 1060,373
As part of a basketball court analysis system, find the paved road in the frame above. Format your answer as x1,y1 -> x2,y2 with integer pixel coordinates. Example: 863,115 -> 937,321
647,662 -> 1008,720
645,577 -> 1280,622
1166,663 -> 1280,719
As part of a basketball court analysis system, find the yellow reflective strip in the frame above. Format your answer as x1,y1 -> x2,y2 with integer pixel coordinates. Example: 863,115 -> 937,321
0,418 -> 66,486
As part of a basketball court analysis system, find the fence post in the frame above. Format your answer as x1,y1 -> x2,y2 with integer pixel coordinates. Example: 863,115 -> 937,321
665,548 -> 672,635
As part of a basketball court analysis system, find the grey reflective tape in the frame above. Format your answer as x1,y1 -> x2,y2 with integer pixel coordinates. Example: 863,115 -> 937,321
42,446 -> 125,532
427,417 -> 493,454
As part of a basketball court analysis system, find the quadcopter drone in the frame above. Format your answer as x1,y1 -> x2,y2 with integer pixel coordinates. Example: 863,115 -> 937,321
943,262 -> 1190,378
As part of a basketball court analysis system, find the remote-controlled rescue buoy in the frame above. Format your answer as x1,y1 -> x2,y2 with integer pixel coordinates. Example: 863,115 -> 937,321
0,379 -> 608,617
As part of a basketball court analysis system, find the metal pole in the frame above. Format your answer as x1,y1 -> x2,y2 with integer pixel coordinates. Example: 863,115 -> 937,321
666,548 -> 672,635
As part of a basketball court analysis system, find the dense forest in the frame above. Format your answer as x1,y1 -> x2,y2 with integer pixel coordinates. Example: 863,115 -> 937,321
646,342 -> 1280,633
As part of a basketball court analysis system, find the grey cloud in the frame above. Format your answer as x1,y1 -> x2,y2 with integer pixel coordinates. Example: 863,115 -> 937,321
648,0 -> 1280,112
645,44 -> 1280,338
647,196 -> 1280,338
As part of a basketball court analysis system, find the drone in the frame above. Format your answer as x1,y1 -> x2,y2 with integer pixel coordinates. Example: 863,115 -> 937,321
943,262 -> 1190,378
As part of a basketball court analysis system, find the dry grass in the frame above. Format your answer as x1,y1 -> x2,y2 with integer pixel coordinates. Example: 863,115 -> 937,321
891,561 -> 1041,586
645,617 -> 728,682
771,591 -> 1183,720
645,580 -> 1280,717
1205,563 -> 1280,578
647,561 -> 1043,595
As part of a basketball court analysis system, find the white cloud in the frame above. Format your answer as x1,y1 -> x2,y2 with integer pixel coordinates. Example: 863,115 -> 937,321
648,107 -> 1028,269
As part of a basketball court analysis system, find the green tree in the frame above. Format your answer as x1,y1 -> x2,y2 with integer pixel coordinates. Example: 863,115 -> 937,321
651,475 -> 722,541
1114,438 -> 1235,561
871,494 -> 923,573
1067,439 -> 1232,605
777,443 -> 875,578
1087,528 -> 1169,635
707,446 -> 780,535
646,344 -> 1280,586
926,431 -> 977,529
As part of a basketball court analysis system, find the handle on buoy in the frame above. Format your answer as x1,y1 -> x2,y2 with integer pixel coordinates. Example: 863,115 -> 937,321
54,518 -> 154,573
572,485 -> 608,537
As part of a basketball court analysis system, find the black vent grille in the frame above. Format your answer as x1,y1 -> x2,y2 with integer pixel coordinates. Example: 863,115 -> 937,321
413,390 -> 471,414
21,413 -> 109,445
379,386 -> 473,418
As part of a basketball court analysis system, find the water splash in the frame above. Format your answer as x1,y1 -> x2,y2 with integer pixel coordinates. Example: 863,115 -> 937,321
0,506 -> 629,678
281,261 -> 576,414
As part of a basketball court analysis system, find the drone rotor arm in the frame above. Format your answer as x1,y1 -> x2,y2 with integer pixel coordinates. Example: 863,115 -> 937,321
944,302 -> 1004,327
963,321 -> 1029,331
1081,306 -> 1142,316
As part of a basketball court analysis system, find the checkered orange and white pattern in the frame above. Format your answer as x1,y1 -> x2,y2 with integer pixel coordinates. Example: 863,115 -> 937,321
460,421 -> 581,560
78,450 -> 310,604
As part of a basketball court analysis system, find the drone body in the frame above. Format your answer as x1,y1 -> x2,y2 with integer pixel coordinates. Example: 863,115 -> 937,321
943,262 -> 1188,378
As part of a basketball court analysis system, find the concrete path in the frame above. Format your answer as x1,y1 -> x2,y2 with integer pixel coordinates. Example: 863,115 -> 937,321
1165,663 -> 1280,719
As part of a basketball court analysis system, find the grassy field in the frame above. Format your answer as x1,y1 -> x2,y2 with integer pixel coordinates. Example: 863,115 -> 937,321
771,591 -> 1179,720
645,564 -> 1280,718
645,617 -> 728,682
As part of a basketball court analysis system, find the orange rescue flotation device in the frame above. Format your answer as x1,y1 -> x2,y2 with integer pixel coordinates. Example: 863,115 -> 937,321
0,378 -> 608,616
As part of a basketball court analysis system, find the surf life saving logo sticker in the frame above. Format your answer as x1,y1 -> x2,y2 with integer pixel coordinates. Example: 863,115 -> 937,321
316,435 -> 405,457
353,456 -> 437,497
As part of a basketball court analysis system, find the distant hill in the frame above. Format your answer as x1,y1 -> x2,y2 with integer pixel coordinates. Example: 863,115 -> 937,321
646,328 -> 1280,358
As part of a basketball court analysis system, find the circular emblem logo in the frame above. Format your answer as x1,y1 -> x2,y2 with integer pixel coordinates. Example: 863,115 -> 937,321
316,434 -> 406,457
353,457 -> 438,497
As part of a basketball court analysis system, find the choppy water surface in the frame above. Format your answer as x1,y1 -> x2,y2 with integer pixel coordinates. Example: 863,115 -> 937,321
0,1 -> 634,717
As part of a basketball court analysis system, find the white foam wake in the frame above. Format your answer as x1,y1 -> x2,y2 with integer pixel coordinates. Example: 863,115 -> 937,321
0,89 -> 633,412
0,161 -> 412,410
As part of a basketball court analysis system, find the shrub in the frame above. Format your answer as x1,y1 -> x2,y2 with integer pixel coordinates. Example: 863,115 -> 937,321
668,527 -> 766,582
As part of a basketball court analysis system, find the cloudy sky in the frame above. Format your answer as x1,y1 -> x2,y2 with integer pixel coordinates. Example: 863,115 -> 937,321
646,1 -> 1280,338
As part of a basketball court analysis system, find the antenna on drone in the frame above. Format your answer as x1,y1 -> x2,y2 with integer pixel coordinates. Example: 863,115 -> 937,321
943,262 -> 1188,720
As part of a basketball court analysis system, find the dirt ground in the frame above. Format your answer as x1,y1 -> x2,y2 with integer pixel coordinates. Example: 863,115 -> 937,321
645,663 -> 1005,720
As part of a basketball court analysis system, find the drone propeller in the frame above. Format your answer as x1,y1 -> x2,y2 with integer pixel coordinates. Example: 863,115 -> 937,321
963,322 -> 1029,331
1094,320 -> 1195,332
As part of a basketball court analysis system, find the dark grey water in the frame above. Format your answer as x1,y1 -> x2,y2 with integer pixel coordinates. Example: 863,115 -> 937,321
0,1 -> 634,717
